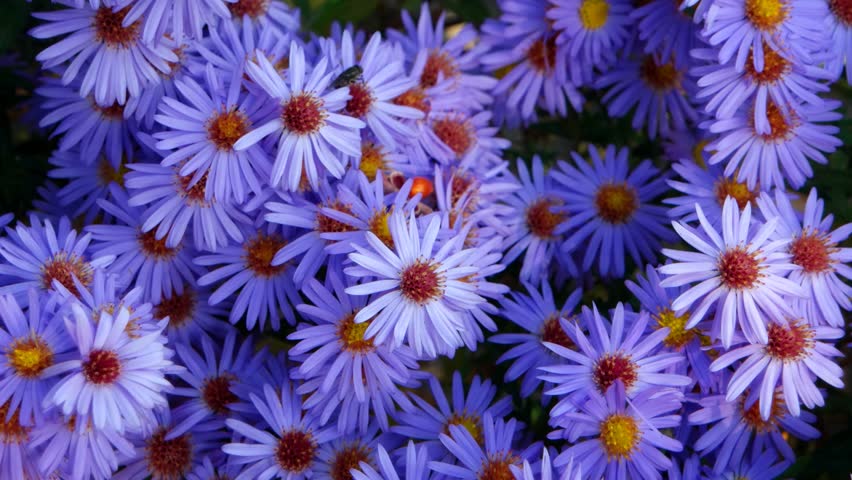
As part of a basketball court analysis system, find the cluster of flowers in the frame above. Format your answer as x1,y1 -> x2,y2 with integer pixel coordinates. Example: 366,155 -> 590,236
0,0 -> 848,479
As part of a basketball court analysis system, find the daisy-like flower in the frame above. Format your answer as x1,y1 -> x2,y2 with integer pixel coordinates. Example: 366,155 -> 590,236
659,198 -> 806,348
394,371 -> 512,454
501,156 -> 572,282
47,148 -> 130,224
665,159 -> 762,227
224,0 -> 301,33
710,313 -> 843,419
336,31 -> 423,148
87,186 -> 202,304
596,51 -> 697,139
702,0 -> 828,72
289,270 -> 420,433
30,1 -> 179,106
313,426 -> 385,480
706,98 -> 842,189
168,331 -> 267,439
154,66 -> 273,203
352,441 -> 433,480
36,76 -> 136,175
826,0 -> 852,83
234,43 -> 365,191
0,290 -> 72,426
626,264 -> 719,391
120,0 -> 232,43
691,43 -> 831,129
0,401 -> 38,480
223,383 -> 338,480
419,110 -> 509,168
42,302 -> 175,432
344,211 -> 489,358
429,413 -> 540,480
125,162 -> 250,251
114,411 -> 227,480
29,411 -> 136,480
540,303 -> 691,417
553,145 -> 676,278
490,282 -> 583,396
547,0 -> 633,84
0,215 -> 113,302
632,0 -> 699,68
757,188 -> 852,327
688,390 -> 820,471
154,284 -> 231,342
195,224 -> 301,331
556,382 -> 683,479
703,450 -> 791,480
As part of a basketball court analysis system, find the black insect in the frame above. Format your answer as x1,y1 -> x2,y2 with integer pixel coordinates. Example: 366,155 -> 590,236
331,65 -> 363,89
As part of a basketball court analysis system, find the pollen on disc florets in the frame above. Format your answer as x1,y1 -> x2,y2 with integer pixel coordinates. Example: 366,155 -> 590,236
228,0 -> 270,19
654,308 -> 697,350
477,453 -> 519,480
94,6 -> 140,48
202,374 -> 238,415
138,230 -> 179,260
765,320 -> 814,362
421,50 -> 458,88
639,56 -> 681,91
399,259 -> 444,304
7,336 -> 54,378
740,389 -> 785,432
345,83 -> 374,118
83,349 -> 122,385
336,313 -> 375,353
445,412 -> 483,444
177,172 -> 209,205
282,93 -> 326,135
208,108 -> 251,151
718,246 -> 761,290
745,0 -> 788,31
745,44 -> 790,83
432,116 -> 475,158
41,251 -> 93,293
592,352 -> 638,393
244,233 -> 287,278
526,197 -> 565,239
714,177 -> 758,210
789,230 -> 833,273
580,0 -> 610,30
0,403 -> 29,444
526,36 -> 557,74
146,427 -> 193,480
155,288 -> 197,329
594,182 -> 638,224
275,429 -> 316,473
599,414 -> 640,459
541,314 -> 574,350
330,443 -> 372,480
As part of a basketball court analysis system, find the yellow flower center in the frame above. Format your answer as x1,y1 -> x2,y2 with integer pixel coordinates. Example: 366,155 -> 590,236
445,412 -> 483,444
369,210 -> 393,248
654,308 -> 695,349
7,337 -> 53,378
359,142 -> 385,181
745,0 -> 788,30
580,0 -> 609,30
600,414 -> 640,459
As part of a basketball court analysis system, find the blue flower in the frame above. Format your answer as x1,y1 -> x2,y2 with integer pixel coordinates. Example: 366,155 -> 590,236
553,145 -> 676,277
234,43 -> 365,191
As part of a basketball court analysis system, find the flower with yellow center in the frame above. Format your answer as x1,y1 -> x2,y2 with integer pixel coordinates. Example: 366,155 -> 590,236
580,0 -> 609,30
600,414 -> 640,459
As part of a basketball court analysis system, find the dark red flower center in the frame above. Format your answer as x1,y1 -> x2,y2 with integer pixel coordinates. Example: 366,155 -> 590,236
831,0 -> 852,24
527,36 -> 557,74
592,353 -> 638,393
0,403 -> 28,444
177,173 -> 209,204
202,374 -> 237,415
433,116 -> 474,157
244,234 -> 287,278
330,443 -> 372,480
83,349 -> 122,385
96,101 -> 125,120
639,56 -> 681,91
275,429 -> 316,473
789,231 -> 832,273
421,50 -> 458,88
541,315 -> 574,349
477,453 -> 519,480
94,6 -> 140,48
146,428 -> 193,479
41,252 -> 93,293
138,230 -> 178,259
595,183 -> 638,224
208,109 -> 250,151
316,201 -> 357,234
282,93 -> 325,135
526,198 -> 565,239
400,260 -> 444,304
155,288 -> 197,328
765,321 -> 814,361
718,247 -> 760,289
228,0 -> 270,18
345,83 -> 374,118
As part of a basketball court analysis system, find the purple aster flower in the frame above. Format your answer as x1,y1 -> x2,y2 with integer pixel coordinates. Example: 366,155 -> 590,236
826,0 -> 852,84
547,0 -> 633,84
702,449 -> 791,480
289,270 -> 420,433
659,198 -> 806,348
153,66 -> 274,203
0,290 -> 72,426
344,211 -> 493,358
36,76 -> 137,169
0,215 -> 113,302
540,303 -> 691,417
0,403 -> 40,480
313,426 -> 387,480
168,331 -> 267,439
596,51 -> 698,138
335,31 -> 423,148
626,264 -> 719,392
429,413 -> 541,480
29,411 -> 135,480
665,158 -> 762,227
87,186 -> 202,304
352,441 -> 433,480
46,148 -> 130,224
30,1 -> 179,106
419,110 -> 509,167
393,371 -> 513,455
501,156 -> 572,282
757,188 -> 852,328
126,36 -> 188,130
223,382 -> 338,480
224,0 -> 301,33
120,0 -> 232,43
710,314 -> 843,419
705,98 -> 842,189
195,224 -> 301,331
556,382 -> 683,479
114,411 -> 227,480
125,162 -> 250,251
632,0 -> 700,68
153,283 -> 231,342
234,43 -> 365,191
691,43 -> 831,129
42,301 -> 175,432
490,282 -> 583,397
688,390 -> 819,471
702,0 -> 828,72
553,145 -> 676,277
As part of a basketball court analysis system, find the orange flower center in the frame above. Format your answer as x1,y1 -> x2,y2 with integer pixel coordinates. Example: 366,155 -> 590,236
94,6 -> 140,48
432,116 -> 474,157
745,44 -> 789,83
595,183 -> 638,224
282,93 -> 325,135
0,403 -> 29,444
399,260 -> 444,304
421,50 -> 458,88
41,252 -> 93,293
765,321 -> 814,361
789,231 -> 832,273
755,101 -> 796,141
745,0 -> 788,31
526,198 -> 565,239
138,230 -> 178,259
228,0 -> 270,18
177,173 -> 209,205
477,454 -> 519,480
208,109 -> 250,151
393,87 -> 431,115
718,247 -> 760,289
740,390 -> 785,432
316,201 -> 357,234
714,177 -> 758,210
244,234 -> 287,278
